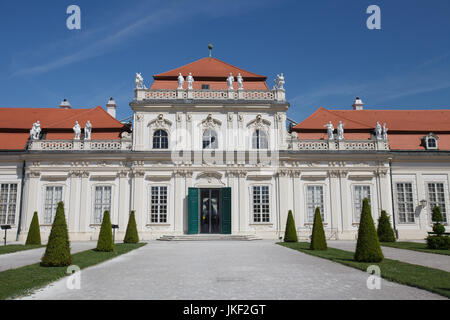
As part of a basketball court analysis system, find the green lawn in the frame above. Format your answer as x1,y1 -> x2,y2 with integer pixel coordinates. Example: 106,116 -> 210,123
0,244 -> 44,255
381,241 -> 450,256
0,243 -> 146,300
279,242 -> 450,298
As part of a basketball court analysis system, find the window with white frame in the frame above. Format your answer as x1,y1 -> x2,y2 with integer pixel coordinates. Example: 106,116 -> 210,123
396,183 -> 415,223
0,184 -> 18,225
202,129 -> 218,149
353,185 -> 371,222
150,186 -> 168,223
252,186 -> 270,223
153,129 -> 168,149
44,186 -> 63,224
252,129 -> 268,149
306,185 -> 324,222
427,182 -> 447,222
93,186 -> 112,224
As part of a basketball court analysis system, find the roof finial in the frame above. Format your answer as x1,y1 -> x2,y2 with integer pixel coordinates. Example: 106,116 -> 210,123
208,43 -> 213,57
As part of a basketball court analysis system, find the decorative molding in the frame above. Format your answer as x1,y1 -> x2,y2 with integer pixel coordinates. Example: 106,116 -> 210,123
148,114 -> 172,130
201,114 -> 222,129
247,114 -> 271,129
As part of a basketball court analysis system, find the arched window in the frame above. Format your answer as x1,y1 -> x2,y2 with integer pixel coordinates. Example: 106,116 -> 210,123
153,129 -> 168,149
202,129 -> 218,149
252,129 -> 268,149
427,138 -> 437,149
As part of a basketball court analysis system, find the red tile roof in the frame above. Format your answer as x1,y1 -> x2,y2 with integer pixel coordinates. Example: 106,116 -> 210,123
0,106 -> 126,150
150,57 -> 269,90
293,107 -> 450,151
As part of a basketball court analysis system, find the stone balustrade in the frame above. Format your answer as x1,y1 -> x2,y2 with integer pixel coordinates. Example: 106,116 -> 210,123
135,88 -> 285,102
288,139 -> 389,151
28,139 -> 132,151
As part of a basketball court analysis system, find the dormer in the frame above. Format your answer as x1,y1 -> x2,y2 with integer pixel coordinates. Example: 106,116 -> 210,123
424,133 -> 439,150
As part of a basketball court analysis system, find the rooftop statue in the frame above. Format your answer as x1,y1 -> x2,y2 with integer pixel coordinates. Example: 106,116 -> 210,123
135,72 -> 146,89
274,73 -> 285,90
375,121 -> 382,140
237,73 -> 244,90
73,121 -> 81,140
186,72 -> 194,90
337,121 -> 345,140
227,73 -> 234,90
30,121 -> 41,140
84,120 -> 92,140
382,123 -> 388,140
324,121 -> 334,140
177,73 -> 185,90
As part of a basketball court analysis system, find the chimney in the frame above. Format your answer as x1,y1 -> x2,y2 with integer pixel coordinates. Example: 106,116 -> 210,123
352,97 -> 364,110
106,97 -> 116,118
59,99 -> 71,109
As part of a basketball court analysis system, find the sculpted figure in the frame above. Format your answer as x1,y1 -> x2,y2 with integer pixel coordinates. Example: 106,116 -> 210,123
84,120 -> 92,140
324,121 -> 334,140
186,72 -> 194,90
237,73 -> 244,90
30,121 -> 41,140
275,73 -> 285,90
135,73 -> 146,89
226,73 -> 234,90
382,123 -> 388,140
177,73 -> 184,90
375,122 -> 382,140
337,121 -> 345,140
73,121 -> 81,140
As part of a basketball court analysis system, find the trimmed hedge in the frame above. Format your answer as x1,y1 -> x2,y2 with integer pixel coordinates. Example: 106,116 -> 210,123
427,206 -> 448,249
354,198 -> 384,262
284,210 -> 298,242
124,211 -> 139,244
377,210 -> 396,242
41,202 -> 72,267
96,211 -> 114,252
25,211 -> 41,245
310,207 -> 327,250
426,235 -> 450,250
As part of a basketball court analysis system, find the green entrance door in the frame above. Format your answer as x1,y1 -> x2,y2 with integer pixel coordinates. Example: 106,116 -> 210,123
188,187 -> 231,234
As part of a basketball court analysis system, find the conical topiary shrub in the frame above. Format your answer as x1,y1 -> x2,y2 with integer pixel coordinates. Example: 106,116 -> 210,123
310,207 -> 327,250
41,202 -> 72,267
124,211 -> 139,243
25,211 -> 41,245
354,198 -> 384,262
96,211 -> 114,252
284,210 -> 298,242
377,210 -> 396,242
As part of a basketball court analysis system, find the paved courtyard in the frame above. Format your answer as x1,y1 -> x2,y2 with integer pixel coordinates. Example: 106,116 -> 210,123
20,240 -> 445,300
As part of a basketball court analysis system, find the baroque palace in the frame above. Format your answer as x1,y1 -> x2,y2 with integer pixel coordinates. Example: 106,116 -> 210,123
1,56 -> 449,241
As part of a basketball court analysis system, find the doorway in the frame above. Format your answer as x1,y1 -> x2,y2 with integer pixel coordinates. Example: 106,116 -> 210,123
200,188 -> 221,234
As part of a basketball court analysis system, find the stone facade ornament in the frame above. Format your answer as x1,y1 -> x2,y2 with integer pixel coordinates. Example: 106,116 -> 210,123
201,114 -> 221,129
186,73 -> 194,90
73,121 -> 81,140
382,123 -> 388,140
226,73 -> 234,90
375,122 -> 382,140
84,120 -> 92,140
30,121 -> 41,140
324,121 -> 334,140
149,114 -> 172,130
237,73 -> 243,90
337,121 -> 344,140
135,72 -> 146,89
177,73 -> 184,90
274,73 -> 285,90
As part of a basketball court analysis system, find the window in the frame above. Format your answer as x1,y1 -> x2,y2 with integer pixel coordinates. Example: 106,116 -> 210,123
427,138 -> 437,149
0,184 -> 18,225
424,133 -> 438,150
94,186 -> 112,224
44,186 -> 63,224
201,84 -> 210,90
306,186 -> 324,222
153,129 -> 168,149
150,186 -> 168,223
252,129 -> 268,149
427,183 -> 447,222
353,185 -> 371,222
396,183 -> 415,223
252,186 -> 270,223
202,129 -> 218,149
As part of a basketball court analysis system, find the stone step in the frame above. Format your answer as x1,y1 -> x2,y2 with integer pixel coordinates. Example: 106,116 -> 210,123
157,234 -> 262,241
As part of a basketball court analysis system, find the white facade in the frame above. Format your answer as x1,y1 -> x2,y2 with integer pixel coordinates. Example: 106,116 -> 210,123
1,83 -> 449,243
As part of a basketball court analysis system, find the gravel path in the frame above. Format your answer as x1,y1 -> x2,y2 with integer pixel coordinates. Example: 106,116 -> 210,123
21,240 -> 444,300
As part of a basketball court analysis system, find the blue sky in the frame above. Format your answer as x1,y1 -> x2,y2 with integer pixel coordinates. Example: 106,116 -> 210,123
0,0 -> 449,122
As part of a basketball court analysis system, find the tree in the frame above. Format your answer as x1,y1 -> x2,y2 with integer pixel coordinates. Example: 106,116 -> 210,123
41,202 -> 72,267
96,211 -> 114,252
377,210 -> 396,242
283,210 -> 298,242
310,207 -> 327,250
25,211 -> 41,245
354,198 -> 384,262
124,211 -> 139,244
